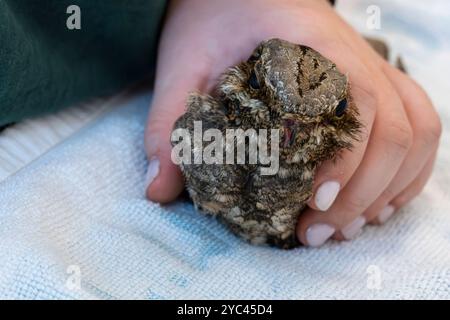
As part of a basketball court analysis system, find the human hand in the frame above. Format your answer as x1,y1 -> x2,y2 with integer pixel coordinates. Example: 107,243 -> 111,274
144,0 -> 441,246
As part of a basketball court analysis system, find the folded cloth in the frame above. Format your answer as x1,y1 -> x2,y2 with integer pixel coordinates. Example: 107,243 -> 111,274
0,97 -> 117,182
0,92 -> 449,299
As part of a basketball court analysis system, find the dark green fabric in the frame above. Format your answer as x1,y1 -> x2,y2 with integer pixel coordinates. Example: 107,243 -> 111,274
0,0 -> 167,126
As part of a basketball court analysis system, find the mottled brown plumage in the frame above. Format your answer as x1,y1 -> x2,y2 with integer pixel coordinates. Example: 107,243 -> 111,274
173,38 -> 361,248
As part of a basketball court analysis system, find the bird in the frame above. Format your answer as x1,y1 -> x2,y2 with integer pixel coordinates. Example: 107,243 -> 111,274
172,38 -> 361,249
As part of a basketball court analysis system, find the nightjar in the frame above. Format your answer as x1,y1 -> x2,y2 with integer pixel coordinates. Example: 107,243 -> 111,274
173,38 -> 361,249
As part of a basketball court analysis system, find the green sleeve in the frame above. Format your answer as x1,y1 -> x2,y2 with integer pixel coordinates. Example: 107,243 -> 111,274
0,0 -> 167,126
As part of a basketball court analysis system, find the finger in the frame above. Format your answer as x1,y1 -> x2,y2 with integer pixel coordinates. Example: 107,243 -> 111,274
145,39 -> 212,203
371,148 -> 438,225
391,149 -> 438,209
303,5 -> 407,212
144,90 -> 190,204
363,63 -> 442,223
297,75 -> 413,246
303,48 -> 378,212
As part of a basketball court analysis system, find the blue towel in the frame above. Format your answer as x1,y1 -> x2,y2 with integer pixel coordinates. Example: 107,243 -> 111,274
0,93 -> 449,299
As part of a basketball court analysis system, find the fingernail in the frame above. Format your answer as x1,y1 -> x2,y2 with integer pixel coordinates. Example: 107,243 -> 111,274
145,157 -> 160,190
341,216 -> 366,240
378,205 -> 395,224
315,181 -> 340,211
305,223 -> 335,247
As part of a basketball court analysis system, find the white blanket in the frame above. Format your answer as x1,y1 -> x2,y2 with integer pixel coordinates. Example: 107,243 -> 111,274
0,0 -> 449,299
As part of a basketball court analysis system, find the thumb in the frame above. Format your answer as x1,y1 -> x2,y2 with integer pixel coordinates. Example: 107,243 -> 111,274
144,72 -> 205,203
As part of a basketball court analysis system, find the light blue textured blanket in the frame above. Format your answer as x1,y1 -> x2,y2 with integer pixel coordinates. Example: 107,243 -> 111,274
0,92 -> 449,299
0,0 -> 449,299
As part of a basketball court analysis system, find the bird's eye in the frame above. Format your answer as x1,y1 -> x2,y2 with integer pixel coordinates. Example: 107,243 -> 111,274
248,54 -> 259,62
335,98 -> 347,118
248,47 -> 262,62
248,71 -> 260,90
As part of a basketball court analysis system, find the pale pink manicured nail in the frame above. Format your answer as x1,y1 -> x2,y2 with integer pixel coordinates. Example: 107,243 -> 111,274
314,181 -> 340,211
145,157 -> 160,190
341,216 -> 366,240
378,205 -> 395,224
305,223 -> 335,247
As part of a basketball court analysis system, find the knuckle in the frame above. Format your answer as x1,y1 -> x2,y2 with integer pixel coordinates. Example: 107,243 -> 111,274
148,110 -> 180,135
351,79 -> 378,115
342,194 -> 368,214
394,183 -> 426,208
393,193 -> 414,208
416,115 -> 443,147
407,84 -> 442,146
381,187 -> 397,201
410,182 -> 428,199
382,119 -> 413,154
410,79 -> 432,106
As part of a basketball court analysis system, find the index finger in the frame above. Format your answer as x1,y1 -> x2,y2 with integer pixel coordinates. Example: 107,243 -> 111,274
304,47 -> 378,211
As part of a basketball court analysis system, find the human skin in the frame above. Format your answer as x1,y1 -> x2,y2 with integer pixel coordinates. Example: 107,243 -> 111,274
144,0 -> 442,247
